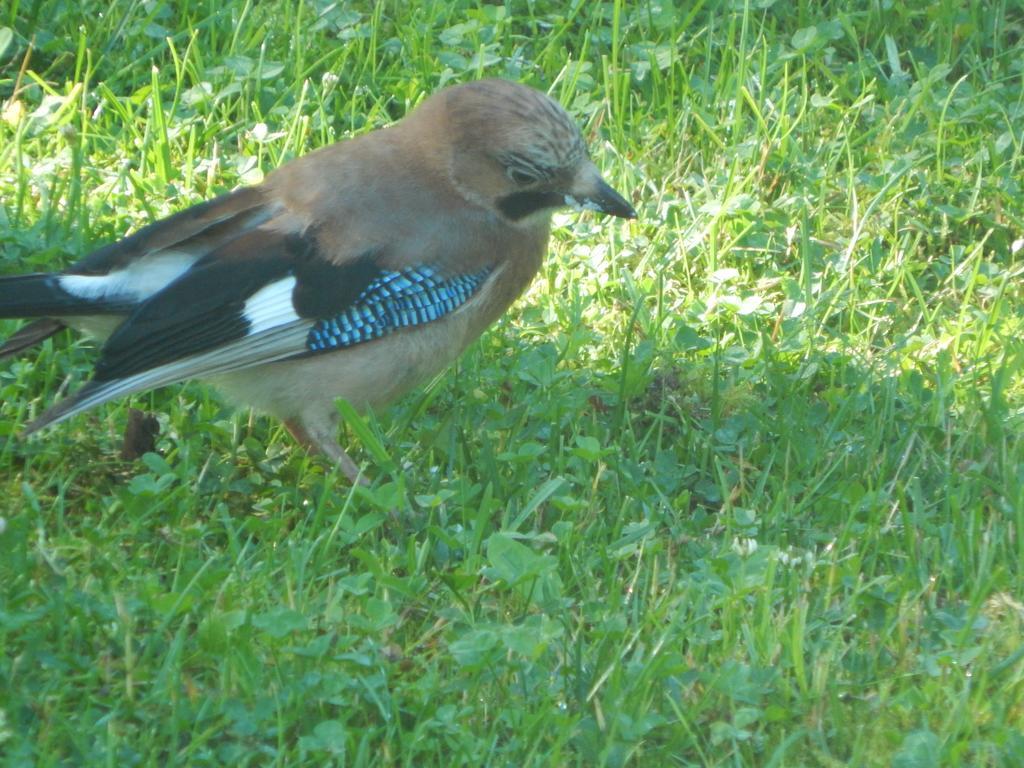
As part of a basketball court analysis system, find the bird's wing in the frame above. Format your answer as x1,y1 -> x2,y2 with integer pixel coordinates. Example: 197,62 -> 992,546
70,186 -> 271,276
1,188 -> 279,358
25,224 -> 494,433
55,186 -> 277,308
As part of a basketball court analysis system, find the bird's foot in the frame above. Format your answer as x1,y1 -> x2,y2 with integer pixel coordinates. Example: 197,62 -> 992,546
283,418 -> 368,486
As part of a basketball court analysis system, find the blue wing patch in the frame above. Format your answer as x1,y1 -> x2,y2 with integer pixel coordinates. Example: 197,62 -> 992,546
306,265 -> 492,352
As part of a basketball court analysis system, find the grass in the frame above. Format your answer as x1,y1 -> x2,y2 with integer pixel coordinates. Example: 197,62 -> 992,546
1,0 -> 1023,765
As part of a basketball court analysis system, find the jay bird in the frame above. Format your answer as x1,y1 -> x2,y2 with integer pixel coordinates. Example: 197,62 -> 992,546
0,79 -> 636,482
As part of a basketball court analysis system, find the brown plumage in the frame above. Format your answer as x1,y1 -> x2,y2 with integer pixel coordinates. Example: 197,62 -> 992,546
0,79 -> 635,481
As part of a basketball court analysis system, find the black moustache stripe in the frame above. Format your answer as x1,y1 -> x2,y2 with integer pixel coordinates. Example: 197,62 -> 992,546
497,190 -> 565,220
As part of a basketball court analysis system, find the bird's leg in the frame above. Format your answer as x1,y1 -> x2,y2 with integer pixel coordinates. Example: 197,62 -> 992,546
283,418 -> 367,486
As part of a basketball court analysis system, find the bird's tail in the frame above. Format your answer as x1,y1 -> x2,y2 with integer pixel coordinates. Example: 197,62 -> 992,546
0,318 -> 66,359
0,273 -> 133,359
0,273 -> 95,318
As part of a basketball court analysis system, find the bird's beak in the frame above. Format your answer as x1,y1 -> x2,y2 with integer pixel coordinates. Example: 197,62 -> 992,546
565,163 -> 637,219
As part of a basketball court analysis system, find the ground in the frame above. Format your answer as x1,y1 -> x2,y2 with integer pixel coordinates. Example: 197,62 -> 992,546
1,2 -> 1022,765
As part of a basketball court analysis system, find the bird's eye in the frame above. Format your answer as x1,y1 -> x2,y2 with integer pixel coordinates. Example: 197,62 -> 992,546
507,167 -> 537,186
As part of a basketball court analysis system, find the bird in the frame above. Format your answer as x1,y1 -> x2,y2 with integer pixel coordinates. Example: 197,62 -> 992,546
0,78 -> 636,482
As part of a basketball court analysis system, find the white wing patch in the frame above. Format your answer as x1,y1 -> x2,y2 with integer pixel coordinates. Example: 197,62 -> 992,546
243,276 -> 300,335
59,251 -> 199,302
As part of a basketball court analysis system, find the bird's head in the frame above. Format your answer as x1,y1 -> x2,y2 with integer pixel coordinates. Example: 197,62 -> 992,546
433,79 -> 636,226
